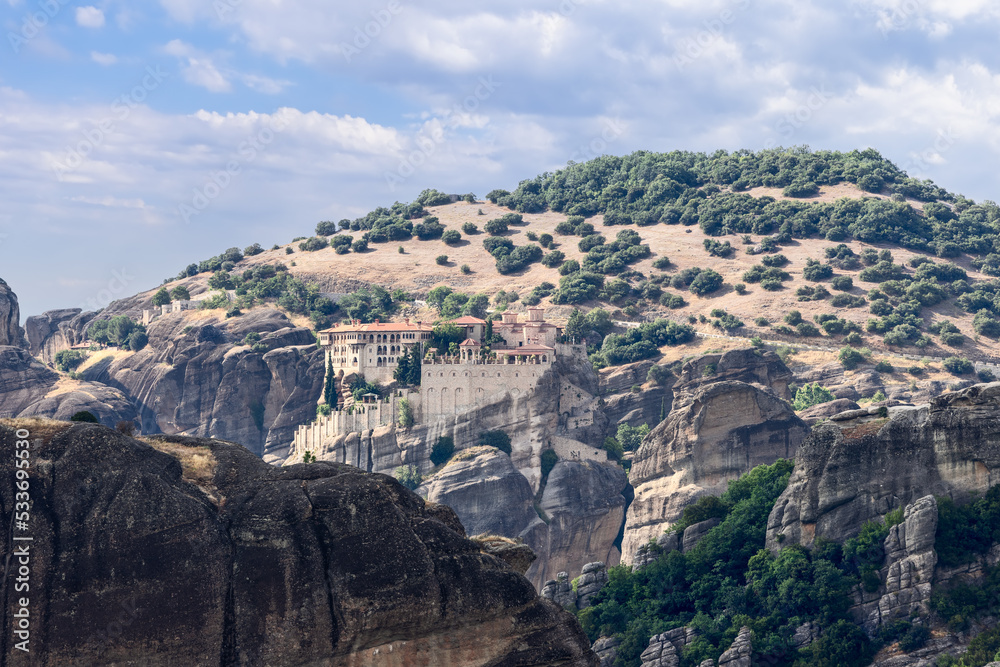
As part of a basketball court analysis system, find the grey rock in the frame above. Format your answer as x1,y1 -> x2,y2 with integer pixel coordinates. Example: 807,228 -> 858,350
593,636 -> 621,667
640,627 -> 698,667
0,423 -> 599,665
0,277 -> 26,348
541,571 -> 578,609
718,626 -> 752,667
523,459 -> 629,587
797,398 -> 860,426
576,561 -> 609,608
632,530 -> 680,569
791,621 -> 818,649
421,448 -> 537,537
766,383 -> 1000,551
24,308 -> 94,363
682,518 -> 721,553
623,349 -> 807,565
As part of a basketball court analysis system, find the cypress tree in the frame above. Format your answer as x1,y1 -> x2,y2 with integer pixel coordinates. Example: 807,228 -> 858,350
323,354 -> 336,408
394,347 -> 412,385
409,343 -> 422,386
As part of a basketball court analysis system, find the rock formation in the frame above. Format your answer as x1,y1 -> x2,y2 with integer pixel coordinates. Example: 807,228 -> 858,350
0,277 -> 26,348
639,627 -> 699,667
766,383 -> 1000,551
0,420 -> 598,666
716,626 -> 752,667
522,460 -> 629,586
77,308 -> 325,458
861,495 -> 938,633
622,349 -> 807,564
631,519 -> 720,570
421,448 -> 537,536
23,307 -> 94,363
541,561 -> 609,611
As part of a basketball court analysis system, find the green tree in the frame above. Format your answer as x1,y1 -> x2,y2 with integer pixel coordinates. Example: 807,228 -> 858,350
323,355 -> 337,407
394,347 -> 412,386
480,430 -> 511,454
151,287 -> 171,307
431,323 -> 464,354
170,285 -> 190,301
430,436 -> 455,466
394,465 -> 422,490
70,411 -> 99,423
397,399 -> 414,428
793,383 -> 836,410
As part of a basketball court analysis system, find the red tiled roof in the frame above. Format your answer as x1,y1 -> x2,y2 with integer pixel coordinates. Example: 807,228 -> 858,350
320,320 -> 432,334
450,316 -> 488,325
459,338 -> 481,346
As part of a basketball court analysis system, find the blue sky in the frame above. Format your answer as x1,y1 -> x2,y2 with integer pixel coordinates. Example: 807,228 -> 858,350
2,0 -> 1000,316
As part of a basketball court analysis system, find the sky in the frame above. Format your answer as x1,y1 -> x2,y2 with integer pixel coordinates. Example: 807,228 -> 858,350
2,0 -> 1000,317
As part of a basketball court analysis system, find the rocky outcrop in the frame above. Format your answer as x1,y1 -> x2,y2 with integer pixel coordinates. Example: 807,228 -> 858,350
797,397 -> 860,426
0,421 -> 598,666
717,626 -> 752,667
592,636 -> 621,667
0,346 -> 137,426
640,627 -> 698,667
623,349 -> 807,564
861,496 -> 938,633
421,448 -> 537,537
542,572 -> 579,609
523,460 -> 629,587
576,561 -> 610,608
632,531 -> 680,569
0,277 -> 26,348
78,308 -> 325,459
24,307 -> 95,363
766,383 -> 1000,551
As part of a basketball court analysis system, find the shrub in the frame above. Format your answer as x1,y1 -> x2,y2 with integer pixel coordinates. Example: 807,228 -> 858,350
525,231 -> 538,241
394,465 -> 422,490
70,411 -> 99,423
803,258 -> 835,281
793,383 -> 835,411
688,269 -> 724,296
298,236 -> 329,252
435,254 -> 449,266
839,346 -> 868,370
754,317 -> 769,326
151,287 -> 171,307
55,350 -> 87,372
460,264 -> 471,275
603,436 -> 623,461
796,322 -> 820,337
734,283 -> 747,295
442,229 -> 462,245
541,449 -> 559,478
978,368 -> 996,383
784,310 -> 803,326
539,233 -> 554,248
874,360 -> 894,373
484,218 -> 509,235
430,436 -> 455,466
351,238 -> 368,253
480,430 -> 512,454
462,222 -> 478,234
541,250 -> 566,267
285,247 -> 294,254
652,257 -> 671,270
783,180 -> 819,197
831,275 -> 854,291
659,293 -> 686,309
943,356 -> 973,375
559,259 -> 581,275
761,253 -> 789,267
647,364 -> 672,386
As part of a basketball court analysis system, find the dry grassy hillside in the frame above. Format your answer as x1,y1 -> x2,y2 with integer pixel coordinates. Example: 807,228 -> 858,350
147,183 -> 991,365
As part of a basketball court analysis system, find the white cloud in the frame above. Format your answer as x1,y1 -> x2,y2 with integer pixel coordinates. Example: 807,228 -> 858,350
91,51 -> 118,66
75,6 -> 105,28
240,74 -> 292,95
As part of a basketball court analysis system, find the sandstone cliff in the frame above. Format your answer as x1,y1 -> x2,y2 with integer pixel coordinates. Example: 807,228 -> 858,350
766,383 -> 1000,551
0,420 -> 598,666
622,349 -> 807,564
24,307 -> 94,364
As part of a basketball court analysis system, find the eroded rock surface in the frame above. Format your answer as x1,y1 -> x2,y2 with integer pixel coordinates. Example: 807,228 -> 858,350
623,349 -> 807,564
766,383 -> 1000,551
0,422 -> 598,666
0,277 -> 26,348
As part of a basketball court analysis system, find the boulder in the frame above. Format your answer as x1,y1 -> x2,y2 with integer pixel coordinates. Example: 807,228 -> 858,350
766,384 -> 1000,551
541,571 -> 578,609
797,398 -> 860,426
682,518 -> 721,553
623,349 -> 807,565
632,531 -> 680,570
421,448 -> 537,537
24,308 -> 94,363
0,422 -> 598,666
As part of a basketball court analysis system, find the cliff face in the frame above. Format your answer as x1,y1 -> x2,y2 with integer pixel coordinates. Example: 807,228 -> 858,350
0,277 -> 26,349
24,307 -> 94,364
0,421 -> 598,666
621,349 -> 807,565
76,308 -> 325,458
766,383 -> 1000,551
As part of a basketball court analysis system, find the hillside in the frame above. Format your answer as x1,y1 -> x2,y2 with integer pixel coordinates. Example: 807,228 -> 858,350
123,148 -> 998,384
